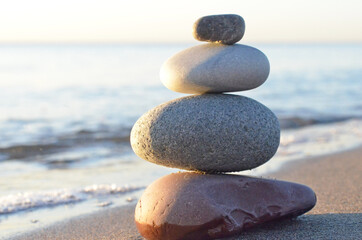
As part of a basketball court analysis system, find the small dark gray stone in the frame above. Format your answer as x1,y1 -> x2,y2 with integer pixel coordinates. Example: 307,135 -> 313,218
193,14 -> 245,45
131,94 -> 280,172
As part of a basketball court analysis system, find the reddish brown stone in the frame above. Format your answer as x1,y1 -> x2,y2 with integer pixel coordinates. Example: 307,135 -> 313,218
135,172 -> 316,240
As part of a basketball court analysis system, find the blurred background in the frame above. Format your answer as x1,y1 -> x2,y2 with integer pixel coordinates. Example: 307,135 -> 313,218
0,0 -> 361,238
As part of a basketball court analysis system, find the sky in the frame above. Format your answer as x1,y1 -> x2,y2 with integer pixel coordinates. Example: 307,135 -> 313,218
0,0 -> 361,43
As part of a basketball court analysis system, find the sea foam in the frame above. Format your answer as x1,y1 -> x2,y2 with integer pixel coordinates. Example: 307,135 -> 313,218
0,184 -> 144,214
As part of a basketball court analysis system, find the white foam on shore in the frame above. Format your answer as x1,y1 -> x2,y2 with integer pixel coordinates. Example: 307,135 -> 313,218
0,184 -> 144,215
249,119 -> 362,175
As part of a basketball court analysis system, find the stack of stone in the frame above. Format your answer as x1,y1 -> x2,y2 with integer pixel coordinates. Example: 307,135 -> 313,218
131,14 -> 316,240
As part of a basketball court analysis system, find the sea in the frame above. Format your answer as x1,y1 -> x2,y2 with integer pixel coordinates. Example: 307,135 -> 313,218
0,43 -> 361,238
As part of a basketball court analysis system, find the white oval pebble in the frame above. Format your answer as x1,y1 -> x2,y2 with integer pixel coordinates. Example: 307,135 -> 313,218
160,43 -> 270,94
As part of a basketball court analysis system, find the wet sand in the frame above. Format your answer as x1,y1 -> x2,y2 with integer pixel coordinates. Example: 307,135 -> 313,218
11,146 -> 362,240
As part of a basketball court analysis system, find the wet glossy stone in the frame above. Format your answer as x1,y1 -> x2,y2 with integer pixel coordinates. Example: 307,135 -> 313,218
135,172 -> 317,240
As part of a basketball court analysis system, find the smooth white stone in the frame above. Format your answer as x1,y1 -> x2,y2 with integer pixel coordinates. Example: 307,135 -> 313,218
160,43 -> 270,94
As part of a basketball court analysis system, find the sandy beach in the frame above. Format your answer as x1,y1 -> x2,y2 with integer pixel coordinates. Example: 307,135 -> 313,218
10,146 -> 362,240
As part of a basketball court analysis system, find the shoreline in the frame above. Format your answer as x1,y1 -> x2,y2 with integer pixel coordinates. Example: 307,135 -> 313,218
9,146 -> 362,240
267,145 -> 362,215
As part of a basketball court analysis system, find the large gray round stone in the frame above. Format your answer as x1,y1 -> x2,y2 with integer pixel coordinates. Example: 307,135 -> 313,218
193,14 -> 245,45
131,94 -> 280,172
160,43 -> 270,94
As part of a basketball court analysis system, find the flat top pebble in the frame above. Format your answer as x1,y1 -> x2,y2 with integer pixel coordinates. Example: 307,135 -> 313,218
193,14 -> 245,45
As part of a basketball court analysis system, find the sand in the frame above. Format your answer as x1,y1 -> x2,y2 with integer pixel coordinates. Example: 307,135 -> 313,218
11,146 -> 362,240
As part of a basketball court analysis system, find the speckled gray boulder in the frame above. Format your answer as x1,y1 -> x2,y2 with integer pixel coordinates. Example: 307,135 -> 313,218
193,14 -> 245,45
130,94 -> 280,172
160,44 -> 270,94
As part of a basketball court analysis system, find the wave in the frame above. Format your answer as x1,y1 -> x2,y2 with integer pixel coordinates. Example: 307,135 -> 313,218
278,115 -> 362,129
1,115 -> 361,162
0,128 -> 132,161
0,184 -> 144,215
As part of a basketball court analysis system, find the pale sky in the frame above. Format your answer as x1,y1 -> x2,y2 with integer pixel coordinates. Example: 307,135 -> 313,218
0,0 -> 361,43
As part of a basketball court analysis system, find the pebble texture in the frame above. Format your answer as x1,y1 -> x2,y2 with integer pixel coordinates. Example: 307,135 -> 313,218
160,43 -> 270,94
193,14 -> 245,45
135,172 -> 317,240
130,94 -> 280,172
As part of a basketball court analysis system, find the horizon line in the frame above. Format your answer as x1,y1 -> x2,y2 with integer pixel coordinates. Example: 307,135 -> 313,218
0,40 -> 362,45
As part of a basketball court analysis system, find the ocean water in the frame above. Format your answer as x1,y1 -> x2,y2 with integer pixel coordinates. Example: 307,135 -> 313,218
0,43 -> 362,238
